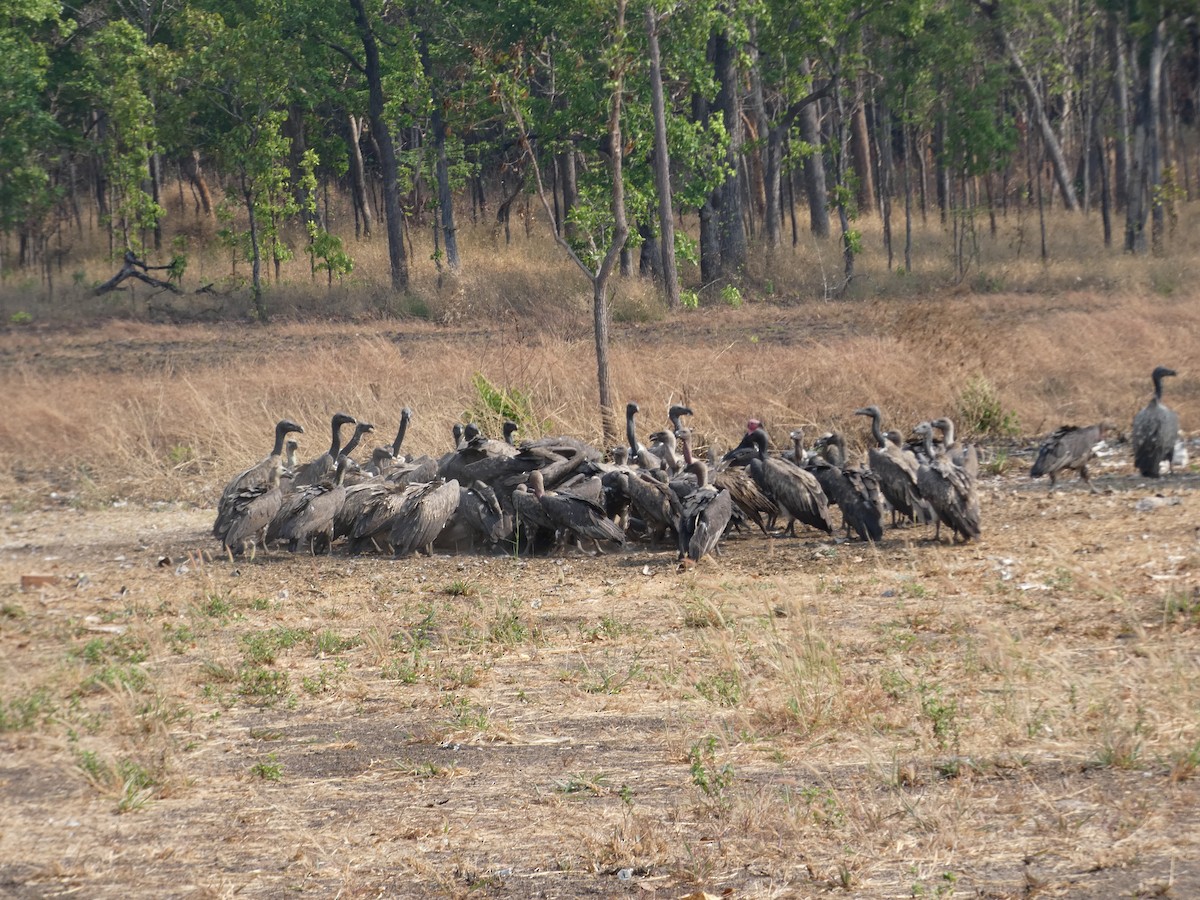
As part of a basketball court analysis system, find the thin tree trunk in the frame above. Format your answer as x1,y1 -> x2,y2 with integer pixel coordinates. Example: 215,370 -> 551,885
992,14 -> 1080,211
1113,21 -> 1131,210
243,182 -> 267,320
713,25 -> 746,276
345,115 -> 373,238
430,94 -> 459,270
1126,18 -> 1167,254
798,60 -> 830,238
350,0 -> 408,290
903,121 -> 913,272
646,5 -> 679,307
851,81 -> 876,215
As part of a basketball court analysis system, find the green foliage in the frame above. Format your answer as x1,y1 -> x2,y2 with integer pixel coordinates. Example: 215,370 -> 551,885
680,289 -> 700,310
0,687 -> 54,731
82,20 -> 164,253
954,376 -> 1019,437
688,736 -> 734,804
464,372 -> 542,436
720,284 -> 743,308
9,311 -> 32,325
250,753 -> 283,781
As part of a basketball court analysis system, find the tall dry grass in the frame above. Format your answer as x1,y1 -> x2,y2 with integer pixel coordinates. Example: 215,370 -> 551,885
0,191 -> 1197,506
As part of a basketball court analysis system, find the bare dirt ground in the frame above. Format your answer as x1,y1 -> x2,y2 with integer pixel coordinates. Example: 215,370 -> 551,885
1,309 -> 1199,899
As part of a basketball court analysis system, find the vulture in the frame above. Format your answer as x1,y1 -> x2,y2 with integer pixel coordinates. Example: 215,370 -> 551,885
272,455 -> 351,554
213,418 -> 304,539
293,412 -> 357,488
1132,366 -> 1180,478
530,469 -> 625,552
677,460 -> 733,566
746,429 -> 833,536
1030,423 -> 1110,492
810,432 -> 884,542
389,479 -> 462,557
913,421 -> 981,543
854,405 -> 934,526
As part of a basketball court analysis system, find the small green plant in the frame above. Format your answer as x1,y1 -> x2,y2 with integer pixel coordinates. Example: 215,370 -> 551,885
720,284 -> 743,308
167,444 -> 195,466
694,669 -> 741,707
9,311 -> 32,325
464,372 -> 543,437
918,684 -> 960,751
954,376 -> 1019,437
555,772 -> 610,795
0,688 -> 53,732
680,289 -> 700,310
688,736 -> 734,805
241,627 -> 308,664
444,579 -> 476,597
302,663 -> 346,694
250,753 -> 283,781
238,667 -> 290,705
200,592 -> 235,619
313,630 -> 359,656
488,604 -> 530,645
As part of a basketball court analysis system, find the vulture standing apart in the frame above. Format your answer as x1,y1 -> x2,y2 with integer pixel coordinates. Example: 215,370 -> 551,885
1030,423 -> 1110,492
677,460 -> 732,566
746,429 -> 833,536
1132,366 -> 1180,477
913,421 -> 981,543
293,412 -> 357,488
213,418 -> 304,539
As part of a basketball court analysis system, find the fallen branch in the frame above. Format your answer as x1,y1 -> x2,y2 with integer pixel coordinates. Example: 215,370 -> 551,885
94,251 -> 183,296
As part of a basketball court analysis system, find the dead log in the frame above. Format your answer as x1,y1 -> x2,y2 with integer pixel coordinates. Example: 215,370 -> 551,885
94,251 -> 182,295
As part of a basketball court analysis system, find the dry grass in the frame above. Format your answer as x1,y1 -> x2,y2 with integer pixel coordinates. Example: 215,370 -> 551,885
0,260 -> 1196,507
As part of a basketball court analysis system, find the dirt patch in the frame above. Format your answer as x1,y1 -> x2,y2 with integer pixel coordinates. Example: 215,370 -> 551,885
3,462 -> 1200,897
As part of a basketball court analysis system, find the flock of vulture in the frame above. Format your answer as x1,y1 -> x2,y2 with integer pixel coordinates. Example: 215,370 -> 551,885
211,366 -> 1184,566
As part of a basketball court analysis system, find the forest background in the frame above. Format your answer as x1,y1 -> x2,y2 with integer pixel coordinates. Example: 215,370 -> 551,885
1,0 -> 1198,447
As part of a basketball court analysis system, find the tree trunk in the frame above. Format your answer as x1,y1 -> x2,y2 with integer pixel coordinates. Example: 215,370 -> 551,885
559,149 -> 577,239
1113,21 -> 1131,210
244,182 -> 267,321
994,17 -> 1079,211
149,151 -> 163,250
798,60 -> 830,238
345,115 -> 373,238
592,0 -> 629,449
1125,18 -> 1166,254
350,0 -> 408,291
431,99 -> 459,270
646,5 -> 679,307
713,25 -> 746,276
851,81 -> 876,215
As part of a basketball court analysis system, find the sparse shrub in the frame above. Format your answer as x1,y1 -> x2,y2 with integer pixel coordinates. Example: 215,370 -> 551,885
463,372 -> 543,437
954,375 -> 1019,437
9,311 -> 32,325
720,284 -> 743,308
694,669 -> 741,706
688,736 -> 734,808
680,288 -> 699,309
250,753 -> 283,781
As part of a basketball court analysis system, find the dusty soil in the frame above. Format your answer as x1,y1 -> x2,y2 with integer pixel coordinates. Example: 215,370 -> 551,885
2,458 -> 1199,898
